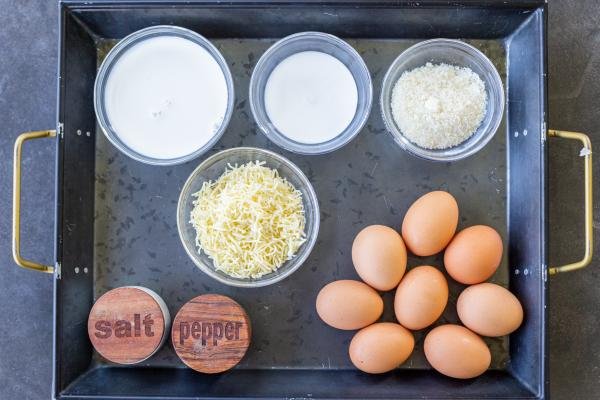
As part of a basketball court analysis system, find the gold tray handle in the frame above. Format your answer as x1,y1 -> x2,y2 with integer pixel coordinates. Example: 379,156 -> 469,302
10,128 -> 594,276
12,130 -> 56,273
548,129 -> 594,275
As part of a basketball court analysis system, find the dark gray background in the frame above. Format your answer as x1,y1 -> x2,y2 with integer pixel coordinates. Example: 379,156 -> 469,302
0,0 -> 598,399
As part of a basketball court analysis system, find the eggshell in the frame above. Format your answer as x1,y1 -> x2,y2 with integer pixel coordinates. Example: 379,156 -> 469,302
352,225 -> 407,291
401,191 -> 459,256
316,280 -> 383,330
349,322 -> 414,373
444,225 -> 503,284
424,324 -> 491,379
394,266 -> 448,330
457,283 -> 523,337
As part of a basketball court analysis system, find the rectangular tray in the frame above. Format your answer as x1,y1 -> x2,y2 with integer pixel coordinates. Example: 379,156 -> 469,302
54,1 -> 547,399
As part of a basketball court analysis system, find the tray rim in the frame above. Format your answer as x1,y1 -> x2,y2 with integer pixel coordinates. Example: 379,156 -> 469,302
53,1 -> 548,399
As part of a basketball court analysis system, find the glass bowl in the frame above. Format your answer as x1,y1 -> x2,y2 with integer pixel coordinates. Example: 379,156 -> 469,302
94,25 -> 235,166
249,32 -> 372,155
177,147 -> 320,287
380,39 -> 504,161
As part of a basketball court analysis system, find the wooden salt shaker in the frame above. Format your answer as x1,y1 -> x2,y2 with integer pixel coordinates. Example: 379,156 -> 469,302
172,294 -> 251,373
87,286 -> 170,364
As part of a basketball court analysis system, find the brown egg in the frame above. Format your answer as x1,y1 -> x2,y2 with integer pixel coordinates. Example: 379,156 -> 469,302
394,266 -> 448,330
457,283 -> 523,337
316,280 -> 383,330
401,191 -> 459,256
444,225 -> 503,284
352,225 -> 407,291
349,322 -> 414,373
424,324 -> 491,379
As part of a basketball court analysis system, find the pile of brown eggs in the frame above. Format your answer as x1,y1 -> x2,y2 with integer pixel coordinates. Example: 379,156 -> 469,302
315,191 -> 523,379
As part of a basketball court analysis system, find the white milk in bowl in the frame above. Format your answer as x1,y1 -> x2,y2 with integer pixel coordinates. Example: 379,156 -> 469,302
97,28 -> 232,164
264,51 -> 358,145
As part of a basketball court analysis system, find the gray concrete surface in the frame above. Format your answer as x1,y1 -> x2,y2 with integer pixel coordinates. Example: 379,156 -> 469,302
0,0 -> 598,399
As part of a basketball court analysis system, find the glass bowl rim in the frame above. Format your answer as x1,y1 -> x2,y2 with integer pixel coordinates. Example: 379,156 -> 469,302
176,146 -> 321,287
379,38 -> 505,162
249,31 -> 373,155
93,25 -> 235,166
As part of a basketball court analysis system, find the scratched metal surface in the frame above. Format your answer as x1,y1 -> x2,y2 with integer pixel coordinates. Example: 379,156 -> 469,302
93,38 -> 508,370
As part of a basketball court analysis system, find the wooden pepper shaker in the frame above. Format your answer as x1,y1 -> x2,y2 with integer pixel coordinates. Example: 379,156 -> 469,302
172,294 -> 251,373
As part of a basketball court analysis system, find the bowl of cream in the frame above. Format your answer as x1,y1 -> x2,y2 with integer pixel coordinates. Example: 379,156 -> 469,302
249,32 -> 372,155
94,25 -> 234,165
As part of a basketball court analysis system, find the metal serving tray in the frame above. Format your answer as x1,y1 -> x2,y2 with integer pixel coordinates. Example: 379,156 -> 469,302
8,1 -> 594,399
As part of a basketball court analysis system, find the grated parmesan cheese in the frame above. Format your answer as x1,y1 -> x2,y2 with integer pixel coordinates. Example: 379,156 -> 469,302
391,62 -> 487,149
190,161 -> 306,279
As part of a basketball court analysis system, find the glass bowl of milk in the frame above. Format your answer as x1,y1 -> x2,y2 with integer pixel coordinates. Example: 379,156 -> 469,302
249,32 -> 372,155
94,26 -> 235,165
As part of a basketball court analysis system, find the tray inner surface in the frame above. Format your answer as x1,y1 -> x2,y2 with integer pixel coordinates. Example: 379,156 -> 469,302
93,38 -> 508,371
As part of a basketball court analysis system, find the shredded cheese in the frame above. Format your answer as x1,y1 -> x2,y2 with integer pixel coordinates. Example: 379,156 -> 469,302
190,161 -> 306,279
391,62 -> 487,149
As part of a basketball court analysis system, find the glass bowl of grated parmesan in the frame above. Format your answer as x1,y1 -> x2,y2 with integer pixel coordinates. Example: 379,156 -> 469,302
177,147 -> 320,287
380,39 -> 504,161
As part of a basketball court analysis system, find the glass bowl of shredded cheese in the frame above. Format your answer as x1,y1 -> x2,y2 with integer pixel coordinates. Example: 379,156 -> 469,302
177,147 -> 320,287
380,39 -> 504,161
